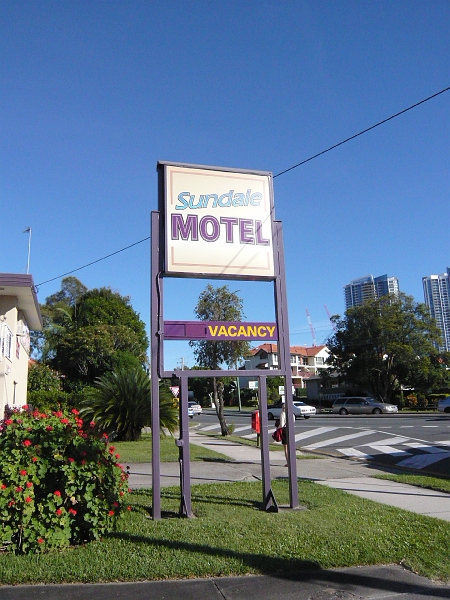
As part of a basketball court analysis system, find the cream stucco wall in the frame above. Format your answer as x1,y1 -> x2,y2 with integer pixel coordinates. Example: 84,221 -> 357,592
0,274 -> 41,418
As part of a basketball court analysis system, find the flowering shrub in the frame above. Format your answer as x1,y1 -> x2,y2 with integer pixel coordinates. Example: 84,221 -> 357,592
0,406 -> 130,554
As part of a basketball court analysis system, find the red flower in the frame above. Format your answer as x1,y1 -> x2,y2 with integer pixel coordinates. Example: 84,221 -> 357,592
54,490 -> 61,496
23,440 -> 32,447
115,453 -> 120,459
71,408 -> 79,415
15,487 -> 23,493
60,418 -> 69,424
46,426 -> 53,431
8,501 -> 15,506
25,496 -> 32,503
89,421 -> 96,428
68,457 -> 75,463
38,538 -> 44,544
22,405 -> 29,410
108,510 -> 114,516
1,484 -> 7,490
20,470 -> 27,476
119,491 -> 124,496
127,506 -> 132,511
4,419 -> 13,425
26,481 -> 33,488
31,456 -> 38,462
69,508 -> 77,516
53,411 -> 63,417
56,508 -> 63,516
113,501 -> 119,507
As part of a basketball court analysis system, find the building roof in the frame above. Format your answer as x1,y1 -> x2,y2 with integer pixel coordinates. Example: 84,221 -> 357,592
250,343 -> 327,357
0,273 -> 43,330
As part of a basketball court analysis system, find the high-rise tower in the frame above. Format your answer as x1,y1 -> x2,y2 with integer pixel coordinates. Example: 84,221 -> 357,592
344,274 -> 399,310
423,267 -> 450,352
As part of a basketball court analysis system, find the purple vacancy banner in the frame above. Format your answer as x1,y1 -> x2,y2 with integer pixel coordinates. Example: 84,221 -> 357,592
164,321 -> 278,341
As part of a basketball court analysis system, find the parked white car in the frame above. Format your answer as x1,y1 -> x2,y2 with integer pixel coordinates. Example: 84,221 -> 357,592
437,396 -> 450,414
267,399 -> 316,420
188,400 -> 202,415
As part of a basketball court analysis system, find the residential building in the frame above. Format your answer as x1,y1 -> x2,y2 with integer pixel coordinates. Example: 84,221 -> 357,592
242,343 -> 329,390
344,274 -> 399,310
0,274 -> 42,417
423,267 -> 450,352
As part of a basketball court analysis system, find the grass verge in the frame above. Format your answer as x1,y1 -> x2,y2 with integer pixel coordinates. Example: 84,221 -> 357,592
0,479 -> 449,584
373,473 -> 450,494
114,434 -> 230,463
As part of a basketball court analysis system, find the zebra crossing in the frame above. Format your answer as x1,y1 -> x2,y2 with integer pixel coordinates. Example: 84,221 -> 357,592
194,422 -> 450,473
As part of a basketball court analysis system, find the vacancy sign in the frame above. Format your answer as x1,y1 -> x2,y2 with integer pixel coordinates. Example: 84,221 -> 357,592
162,164 -> 275,279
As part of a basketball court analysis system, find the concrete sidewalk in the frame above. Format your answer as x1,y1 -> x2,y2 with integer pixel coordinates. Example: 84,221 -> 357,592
126,431 -> 450,522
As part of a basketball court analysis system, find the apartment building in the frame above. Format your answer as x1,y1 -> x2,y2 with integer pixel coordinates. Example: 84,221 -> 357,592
344,274 -> 399,309
423,267 -> 450,352
243,343 -> 329,390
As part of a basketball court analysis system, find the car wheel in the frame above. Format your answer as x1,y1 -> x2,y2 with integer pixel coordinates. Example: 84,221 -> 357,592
445,407 -> 450,414
372,408 -> 382,415
304,415 -> 310,419
268,412 -> 274,420
339,408 -> 348,415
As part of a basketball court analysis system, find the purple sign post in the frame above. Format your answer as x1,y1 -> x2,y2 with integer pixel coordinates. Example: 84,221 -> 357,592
150,161 -> 298,520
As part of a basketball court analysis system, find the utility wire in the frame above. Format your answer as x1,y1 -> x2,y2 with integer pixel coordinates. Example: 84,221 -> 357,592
36,86 -> 449,288
36,236 -> 150,287
273,86 -> 449,178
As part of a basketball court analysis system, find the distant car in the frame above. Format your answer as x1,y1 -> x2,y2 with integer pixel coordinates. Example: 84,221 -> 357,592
188,400 -> 202,415
437,396 -> 450,414
188,405 -> 195,419
331,397 -> 398,415
267,399 -> 316,420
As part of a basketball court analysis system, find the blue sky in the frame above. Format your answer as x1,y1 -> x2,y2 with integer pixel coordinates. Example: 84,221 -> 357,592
1,1 -> 449,370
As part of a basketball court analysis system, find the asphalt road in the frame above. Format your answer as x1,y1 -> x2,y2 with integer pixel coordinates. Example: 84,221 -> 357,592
193,410 -> 450,477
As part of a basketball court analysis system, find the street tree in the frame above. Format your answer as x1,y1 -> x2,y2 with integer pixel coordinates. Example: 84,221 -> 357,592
325,293 -> 450,403
190,284 -> 250,435
38,280 -> 148,389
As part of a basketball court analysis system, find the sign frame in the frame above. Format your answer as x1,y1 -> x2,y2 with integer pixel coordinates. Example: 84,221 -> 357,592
151,161 -> 298,520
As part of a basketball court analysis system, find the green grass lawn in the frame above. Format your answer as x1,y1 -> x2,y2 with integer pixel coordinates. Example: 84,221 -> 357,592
114,433 -> 231,463
373,473 -> 450,494
0,479 -> 449,584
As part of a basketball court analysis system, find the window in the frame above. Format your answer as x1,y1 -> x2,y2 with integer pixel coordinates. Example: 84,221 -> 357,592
0,324 -> 13,360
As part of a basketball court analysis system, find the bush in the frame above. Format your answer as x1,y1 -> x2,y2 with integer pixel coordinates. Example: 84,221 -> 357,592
0,406 -> 130,554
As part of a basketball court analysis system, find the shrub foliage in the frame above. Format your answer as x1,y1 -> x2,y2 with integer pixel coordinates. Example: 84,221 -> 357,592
0,406 -> 130,554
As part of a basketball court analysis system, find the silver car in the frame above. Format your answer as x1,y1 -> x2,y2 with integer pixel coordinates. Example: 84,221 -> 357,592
332,397 -> 398,415
437,396 -> 450,414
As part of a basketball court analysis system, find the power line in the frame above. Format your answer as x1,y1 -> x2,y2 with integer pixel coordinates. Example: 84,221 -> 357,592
273,86 -> 449,178
36,86 -> 449,288
36,236 -> 150,287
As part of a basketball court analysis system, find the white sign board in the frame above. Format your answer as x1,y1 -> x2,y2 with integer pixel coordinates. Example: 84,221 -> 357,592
163,164 -> 275,279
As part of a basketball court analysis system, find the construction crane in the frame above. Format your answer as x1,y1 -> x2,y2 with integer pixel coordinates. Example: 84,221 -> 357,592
324,305 -> 337,332
305,308 -> 316,346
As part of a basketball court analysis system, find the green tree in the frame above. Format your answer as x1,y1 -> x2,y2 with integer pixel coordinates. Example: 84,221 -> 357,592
38,281 -> 148,389
190,284 -> 250,435
325,293 -> 450,403
80,367 -> 178,441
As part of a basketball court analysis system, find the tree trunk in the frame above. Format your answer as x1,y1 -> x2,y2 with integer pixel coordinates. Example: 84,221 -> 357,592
213,377 -> 229,436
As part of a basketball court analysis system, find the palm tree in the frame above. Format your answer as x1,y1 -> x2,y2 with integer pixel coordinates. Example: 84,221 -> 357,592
80,367 -> 177,441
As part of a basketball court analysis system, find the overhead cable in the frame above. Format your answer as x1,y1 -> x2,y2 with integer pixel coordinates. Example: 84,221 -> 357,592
36,86 -> 449,288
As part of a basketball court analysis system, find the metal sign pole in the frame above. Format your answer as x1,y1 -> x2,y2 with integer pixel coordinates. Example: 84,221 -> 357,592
258,375 -> 278,511
150,211 -> 162,520
273,220 -> 298,509
177,373 -> 193,517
